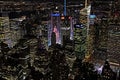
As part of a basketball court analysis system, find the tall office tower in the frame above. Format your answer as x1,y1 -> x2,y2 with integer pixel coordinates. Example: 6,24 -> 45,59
107,24 -> 120,64
0,17 -> 12,47
107,1 -> 120,64
74,1 -> 91,60
48,11 -> 61,46
91,0 -> 112,60
74,23 -> 87,59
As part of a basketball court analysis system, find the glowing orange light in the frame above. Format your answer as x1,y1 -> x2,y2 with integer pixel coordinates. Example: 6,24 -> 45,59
61,16 -> 65,20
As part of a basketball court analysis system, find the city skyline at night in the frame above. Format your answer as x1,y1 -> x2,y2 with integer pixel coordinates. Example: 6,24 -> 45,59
0,0 -> 120,80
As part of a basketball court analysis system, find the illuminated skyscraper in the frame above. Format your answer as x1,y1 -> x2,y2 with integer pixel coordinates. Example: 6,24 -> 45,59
74,1 -> 91,60
91,0 -> 113,61
48,10 -> 61,46
74,23 -> 87,59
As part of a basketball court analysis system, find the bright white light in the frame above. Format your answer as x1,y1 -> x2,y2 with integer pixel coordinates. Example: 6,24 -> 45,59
96,65 -> 103,74
56,6 -> 58,9
98,65 -> 103,71
23,76 -> 26,80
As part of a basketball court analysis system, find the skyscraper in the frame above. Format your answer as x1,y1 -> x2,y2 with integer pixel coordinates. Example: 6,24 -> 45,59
91,0 -> 111,61
48,9 -> 61,46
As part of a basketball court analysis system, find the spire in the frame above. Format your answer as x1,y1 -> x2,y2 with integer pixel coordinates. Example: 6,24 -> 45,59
64,0 -> 67,16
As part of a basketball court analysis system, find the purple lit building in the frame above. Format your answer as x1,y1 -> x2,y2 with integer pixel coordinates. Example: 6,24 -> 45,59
48,12 -> 61,46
